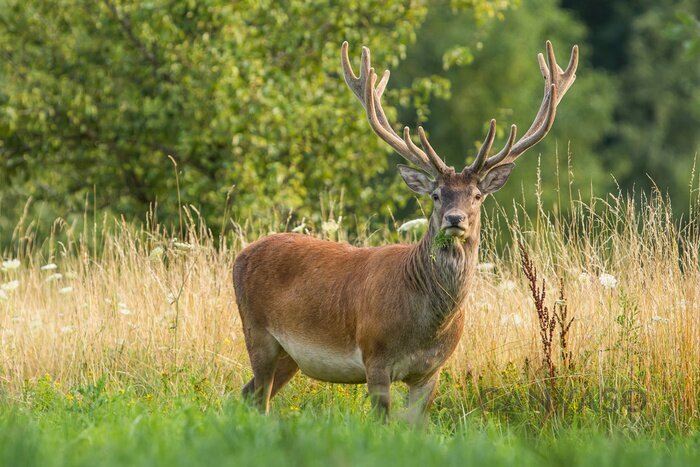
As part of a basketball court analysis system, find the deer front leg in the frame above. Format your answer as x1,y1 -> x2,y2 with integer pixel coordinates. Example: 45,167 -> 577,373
365,365 -> 392,420
405,372 -> 440,425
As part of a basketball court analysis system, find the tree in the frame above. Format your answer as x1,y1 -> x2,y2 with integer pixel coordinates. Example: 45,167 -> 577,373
609,0 -> 700,209
562,0 -> 700,212
0,0 -> 439,234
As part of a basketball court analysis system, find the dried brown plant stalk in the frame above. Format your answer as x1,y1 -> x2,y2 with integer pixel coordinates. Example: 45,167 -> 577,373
519,242 -> 556,384
554,278 -> 574,370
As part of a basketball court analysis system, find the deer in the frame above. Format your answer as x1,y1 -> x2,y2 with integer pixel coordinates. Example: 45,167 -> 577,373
233,40 -> 578,421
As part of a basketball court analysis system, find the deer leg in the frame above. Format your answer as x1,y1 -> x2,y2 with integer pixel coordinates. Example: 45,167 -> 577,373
241,377 -> 255,399
405,372 -> 440,425
242,327 -> 282,414
365,365 -> 392,420
242,353 -> 299,400
269,354 -> 299,398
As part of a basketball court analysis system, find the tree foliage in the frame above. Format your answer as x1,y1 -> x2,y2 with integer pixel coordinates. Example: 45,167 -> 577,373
0,0 -> 698,237
563,0 -> 700,209
0,0 -> 438,231
609,0 -> 700,207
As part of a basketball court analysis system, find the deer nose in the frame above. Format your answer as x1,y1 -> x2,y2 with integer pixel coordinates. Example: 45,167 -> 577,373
445,214 -> 465,226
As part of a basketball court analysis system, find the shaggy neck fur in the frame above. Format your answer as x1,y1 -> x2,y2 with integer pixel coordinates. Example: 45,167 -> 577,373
404,215 -> 479,332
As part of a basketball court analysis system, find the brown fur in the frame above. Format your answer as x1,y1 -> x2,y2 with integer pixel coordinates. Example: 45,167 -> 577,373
234,173 -> 482,419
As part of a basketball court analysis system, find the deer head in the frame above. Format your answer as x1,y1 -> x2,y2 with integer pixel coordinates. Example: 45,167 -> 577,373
341,41 -> 578,242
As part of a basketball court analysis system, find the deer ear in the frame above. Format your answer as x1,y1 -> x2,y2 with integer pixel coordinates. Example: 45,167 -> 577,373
398,165 -> 436,195
478,163 -> 515,194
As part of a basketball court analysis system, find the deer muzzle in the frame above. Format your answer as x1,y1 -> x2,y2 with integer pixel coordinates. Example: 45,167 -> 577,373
442,213 -> 468,238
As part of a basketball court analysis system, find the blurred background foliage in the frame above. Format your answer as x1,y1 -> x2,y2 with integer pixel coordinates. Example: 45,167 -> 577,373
0,0 -> 699,237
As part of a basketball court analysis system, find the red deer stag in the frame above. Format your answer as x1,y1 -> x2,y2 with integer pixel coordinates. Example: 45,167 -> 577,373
234,40 -> 578,420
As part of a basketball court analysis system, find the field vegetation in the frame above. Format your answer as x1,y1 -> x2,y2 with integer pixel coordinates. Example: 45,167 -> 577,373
1,164 -> 699,465
1,1 -> 700,464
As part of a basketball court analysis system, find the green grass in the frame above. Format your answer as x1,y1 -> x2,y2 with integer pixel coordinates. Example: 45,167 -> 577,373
1,379 -> 698,467
1,178 -> 699,465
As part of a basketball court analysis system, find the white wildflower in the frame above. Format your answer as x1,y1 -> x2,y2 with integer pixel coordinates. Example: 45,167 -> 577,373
118,302 -> 131,315
166,292 -> 177,305
58,286 -> 73,295
477,262 -> 495,272
651,315 -> 669,323
291,223 -> 306,233
398,218 -> 428,232
1,280 -> 20,292
46,273 -> 63,282
321,219 -> 340,234
0,289 -> 7,301
2,259 -> 20,270
598,273 -> 617,289
500,313 -> 524,327
60,325 -> 75,334
173,242 -> 193,251
149,246 -> 165,260
41,263 -> 58,271
578,272 -> 591,284
498,280 -> 517,292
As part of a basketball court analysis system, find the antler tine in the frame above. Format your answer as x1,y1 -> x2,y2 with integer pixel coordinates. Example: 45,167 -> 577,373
364,71 -> 439,175
340,41 -> 362,101
375,69 -> 390,97
507,83 -> 558,157
480,124 -> 517,171
418,127 -> 451,174
479,41 -> 577,172
342,42 -> 389,104
505,82 -> 558,162
403,127 -> 428,165
545,40 -> 578,103
342,42 -> 450,177
466,119 -> 497,173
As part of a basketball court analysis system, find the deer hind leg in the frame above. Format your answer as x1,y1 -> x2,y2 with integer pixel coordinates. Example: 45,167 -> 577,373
365,364 -> 392,420
242,353 -> 300,401
269,354 -> 299,397
404,372 -> 440,425
241,326 -> 283,414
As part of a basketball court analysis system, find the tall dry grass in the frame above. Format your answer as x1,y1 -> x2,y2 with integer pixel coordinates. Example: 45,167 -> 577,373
0,180 -> 698,430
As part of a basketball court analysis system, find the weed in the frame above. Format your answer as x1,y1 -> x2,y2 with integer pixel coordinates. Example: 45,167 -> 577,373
432,230 -> 459,250
519,242 -> 557,385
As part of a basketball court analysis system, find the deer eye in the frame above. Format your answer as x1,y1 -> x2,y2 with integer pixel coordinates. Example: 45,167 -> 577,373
474,192 -> 483,201
431,193 -> 440,202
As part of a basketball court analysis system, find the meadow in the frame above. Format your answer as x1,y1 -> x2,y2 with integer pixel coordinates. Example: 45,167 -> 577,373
1,176 -> 699,466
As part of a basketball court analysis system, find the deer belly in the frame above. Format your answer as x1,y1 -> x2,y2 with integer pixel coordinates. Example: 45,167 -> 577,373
272,333 -> 367,384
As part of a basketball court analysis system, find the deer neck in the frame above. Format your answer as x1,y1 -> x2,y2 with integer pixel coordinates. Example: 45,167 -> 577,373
405,218 -> 479,327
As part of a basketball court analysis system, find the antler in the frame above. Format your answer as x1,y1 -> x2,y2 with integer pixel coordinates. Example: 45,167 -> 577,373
465,40 -> 578,174
341,42 -> 452,178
